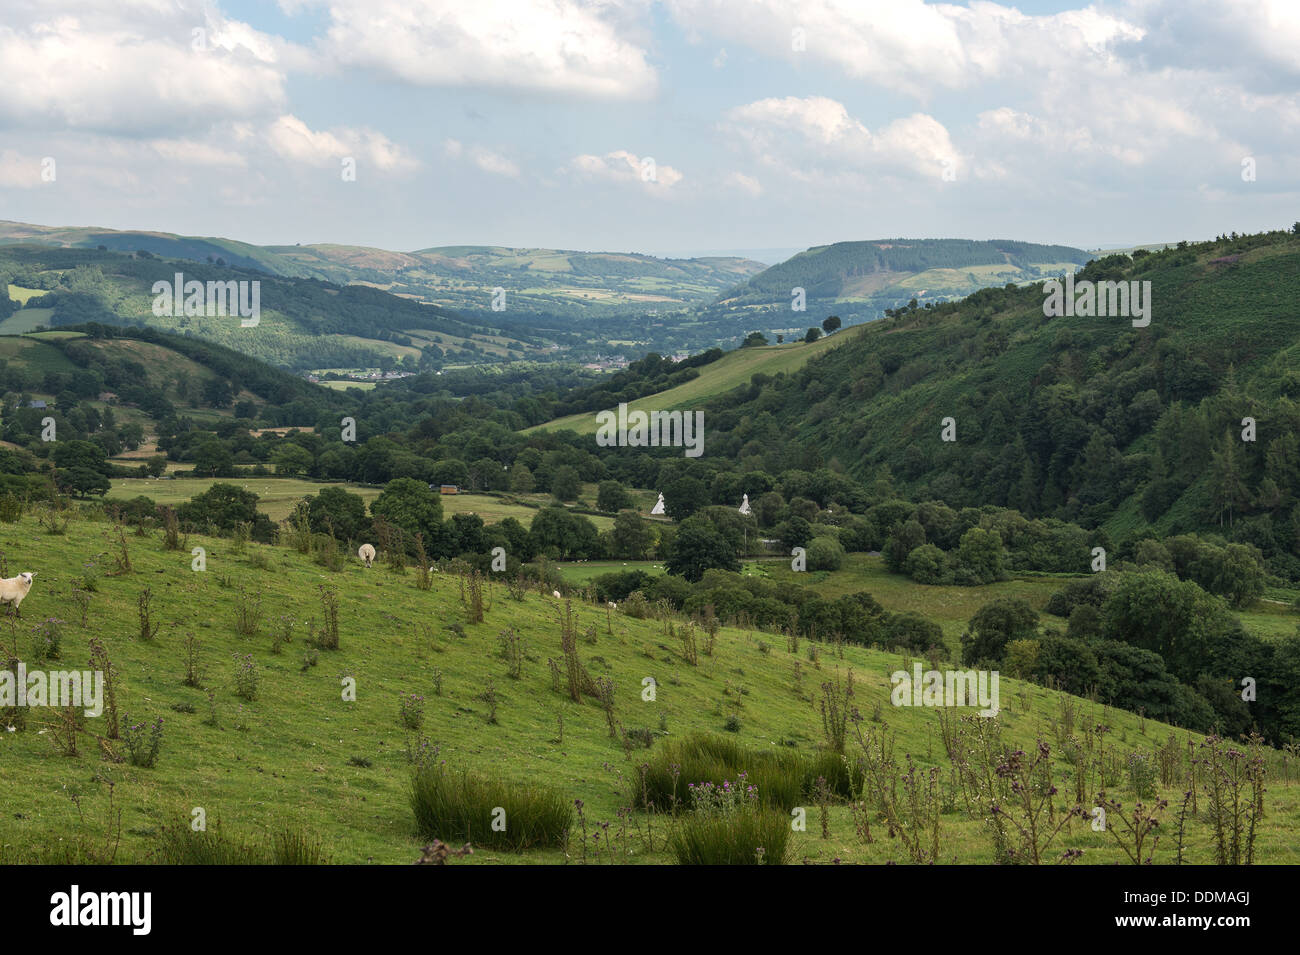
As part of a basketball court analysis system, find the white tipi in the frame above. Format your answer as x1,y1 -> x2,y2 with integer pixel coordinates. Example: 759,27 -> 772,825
650,492 -> 666,515
738,494 -> 752,516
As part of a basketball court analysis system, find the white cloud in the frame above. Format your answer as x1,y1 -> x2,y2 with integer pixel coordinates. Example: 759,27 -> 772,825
0,8 -> 296,134
666,0 -> 1144,98
725,96 -> 960,182
268,115 -> 418,173
569,150 -> 684,189
444,139 -> 521,178
306,0 -> 657,99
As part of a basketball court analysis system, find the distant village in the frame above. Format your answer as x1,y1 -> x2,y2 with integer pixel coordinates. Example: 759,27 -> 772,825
304,369 -> 417,384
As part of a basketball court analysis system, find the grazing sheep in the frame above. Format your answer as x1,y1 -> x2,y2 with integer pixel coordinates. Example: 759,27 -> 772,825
552,590 -> 562,599
0,572 -> 36,616
358,544 -> 376,568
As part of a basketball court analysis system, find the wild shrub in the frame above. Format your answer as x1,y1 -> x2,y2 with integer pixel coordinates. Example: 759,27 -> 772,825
986,740 -> 1082,864
87,637 -> 119,739
38,506 -> 71,535
498,628 -> 527,679
70,586 -> 90,627
0,492 -> 23,523
466,571 -> 487,623
1199,734 -> 1266,865
312,586 -> 340,650
137,588 -> 161,642
181,633 -> 204,688
619,591 -> 652,619
1095,792 -> 1168,865
122,714 -> 164,768
234,585 -> 263,637
557,600 -> 596,703
818,668 -> 855,754
312,533 -> 344,572
414,534 -> 432,591
399,692 -> 425,730
109,526 -> 132,575
161,506 -> 183,550
409,765 -> 572,850
48,703 -> 81,757
272,615 -> 295,655
30,617 -> 63,663
232,654 -> 259,701
478,680 -> 500,725
1126,752 -> 1157,799
231,521 -> 251,556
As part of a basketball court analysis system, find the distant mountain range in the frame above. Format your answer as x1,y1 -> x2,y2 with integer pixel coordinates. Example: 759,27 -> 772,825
0,221 -> 766,321
0,221 -> 1105,370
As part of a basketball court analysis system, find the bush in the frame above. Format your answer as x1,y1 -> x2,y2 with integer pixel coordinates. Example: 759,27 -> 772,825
883,611 -> 945,652
409,765 -> 572,850
806,534 -> 846,571
904,543 -> 951,584
961,598 -> 1038,665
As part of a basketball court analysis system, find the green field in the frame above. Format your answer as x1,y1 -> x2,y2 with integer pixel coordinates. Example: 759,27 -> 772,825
107,478 -> 616,530
0,335 -> 78,373
0,309 -> 55,335
317,379 -> 377,392
108,478 -> 385,522
560,554 -> 1300,656
1,511 -> 1296,865
6,284 -> 45,305
526,332 -> 857,435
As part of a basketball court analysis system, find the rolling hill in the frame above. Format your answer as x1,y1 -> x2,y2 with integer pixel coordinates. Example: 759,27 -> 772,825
0,243 -> 552,372
707,238 -> 1095,328
0,220 -> 766,322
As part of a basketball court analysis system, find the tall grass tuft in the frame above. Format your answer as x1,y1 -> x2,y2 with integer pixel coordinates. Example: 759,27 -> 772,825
270,826 -> 329,864
668,807 -> 791,865
155,822 -> 266,864
409,765 -> 572,850
631,734 -> 859,812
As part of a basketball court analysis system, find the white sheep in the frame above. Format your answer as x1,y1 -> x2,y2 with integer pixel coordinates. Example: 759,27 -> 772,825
0,572 -> 36,616
552,590 -> 562,599
358,544 -> 376,568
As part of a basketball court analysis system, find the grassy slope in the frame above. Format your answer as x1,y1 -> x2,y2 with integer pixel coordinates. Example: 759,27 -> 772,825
2,513 -> 1296,865
525,331 -> 857,435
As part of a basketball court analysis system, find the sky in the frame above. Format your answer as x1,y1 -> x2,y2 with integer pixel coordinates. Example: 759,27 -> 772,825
0,0 -> 1297,259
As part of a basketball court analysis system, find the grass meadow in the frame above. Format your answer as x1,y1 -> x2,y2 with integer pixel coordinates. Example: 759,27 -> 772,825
0,508 -> 1295,865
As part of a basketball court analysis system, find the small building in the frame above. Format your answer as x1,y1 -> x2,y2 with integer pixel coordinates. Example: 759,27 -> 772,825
98,392 -> 118,403
26,400 -> 46,410
439,484 -> 459,495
